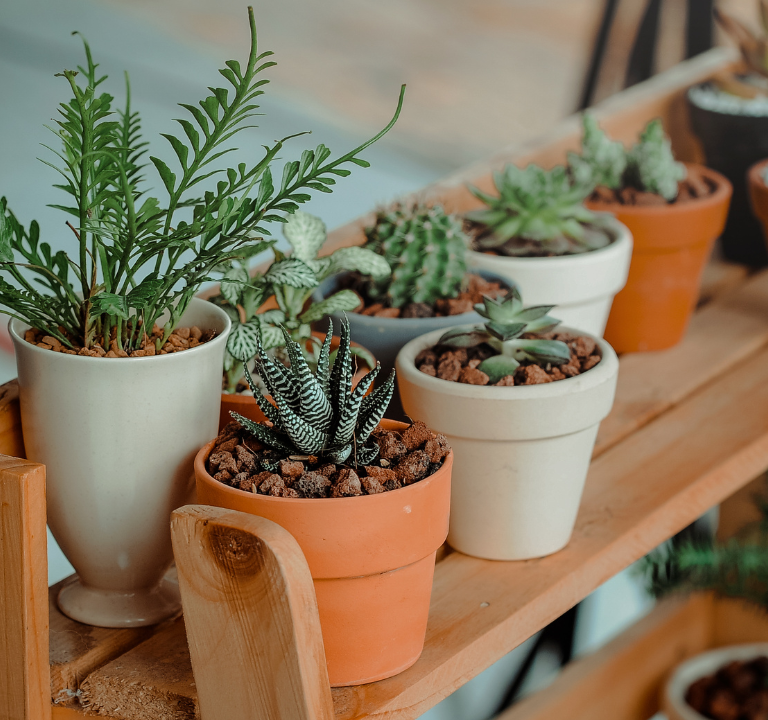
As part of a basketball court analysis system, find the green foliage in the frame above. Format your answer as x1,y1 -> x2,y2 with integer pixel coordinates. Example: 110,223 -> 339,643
465,165 -> 606,256
0,9 -> 405,351
567,114 -> 627,190
438,288 -> 571,383
568,114 -> 687,202
363,204 -> 468,307
215,210 -> 388,392
625,119 -> 687,201
232,318 -> 395,465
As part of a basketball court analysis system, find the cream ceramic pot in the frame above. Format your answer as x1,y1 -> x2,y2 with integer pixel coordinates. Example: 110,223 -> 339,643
396,327 -> 619,560
663,644 -> 768,720
465,215 -> 632,337
11,297 -> 230,627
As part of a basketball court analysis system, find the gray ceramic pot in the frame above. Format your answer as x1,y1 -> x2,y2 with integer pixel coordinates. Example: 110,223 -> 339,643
313,271 -> 509,419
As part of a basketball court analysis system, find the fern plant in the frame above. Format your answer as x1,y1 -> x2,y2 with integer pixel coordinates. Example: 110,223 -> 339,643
362,203 -> 468,307
232,317 -> 395,465
437,289 -> 571,383
0,8 -> 405,352
215,210 -> 389,392
466,164 -> 607,256
568,114 -> 687,202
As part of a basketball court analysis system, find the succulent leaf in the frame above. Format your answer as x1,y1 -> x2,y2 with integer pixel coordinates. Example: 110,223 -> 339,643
567,114 -> 627,190
230,412 -> 294,454
625,119 -> 687,201
242,362 -> 280,425
356,369 -> 395,444
329,316 -> 353,419
334,363 -> 380,447
477,355 -> 520,384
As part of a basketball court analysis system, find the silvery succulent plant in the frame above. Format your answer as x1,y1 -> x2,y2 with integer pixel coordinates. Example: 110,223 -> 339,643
466,164 -> 608,256
625,119 -> 687,201
363,203 -> 468,307
232,317 -> 395,465
438,288 -> 571,384
214,210 -> 390,391
567,114 -> 627,190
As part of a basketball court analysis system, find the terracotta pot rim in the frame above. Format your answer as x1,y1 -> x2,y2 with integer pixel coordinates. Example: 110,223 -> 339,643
396,325 -> 618,400
8,297 -> 231,364
748,157 -> 768,188
195,419 -> 454,506
585,163 -> 732,216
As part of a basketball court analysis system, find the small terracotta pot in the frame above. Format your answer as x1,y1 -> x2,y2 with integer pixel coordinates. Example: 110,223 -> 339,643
748,158 -> 768,249
586,164 -> 732,353
219,332 -> 375,430
194,419 -> 452,686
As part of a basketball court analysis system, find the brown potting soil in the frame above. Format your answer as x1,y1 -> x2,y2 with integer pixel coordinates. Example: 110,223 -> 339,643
23,325 -> 216,358
208,420 -> 450,498
416,331 -> 601,387
339,272 -> 506,319
685,657 -> 768,720
589,173 -> 717,207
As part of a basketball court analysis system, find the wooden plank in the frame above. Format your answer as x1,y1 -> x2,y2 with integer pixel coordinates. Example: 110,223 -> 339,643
697,260 -> 751,307
595,269 -> 768,457
497,595 -> 713,720
48,577 -> 158,705
52,707 -> 120,720
717,474 -> 767,541
0,380 -> 25,459
0,456 -> 50,720
68,341 -> 768,720
171,506 -> 333,720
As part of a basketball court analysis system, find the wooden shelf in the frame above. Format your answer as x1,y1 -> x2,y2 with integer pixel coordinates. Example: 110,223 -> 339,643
2,46 -> 764,720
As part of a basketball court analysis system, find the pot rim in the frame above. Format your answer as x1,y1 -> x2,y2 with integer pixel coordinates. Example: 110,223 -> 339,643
314,269 -> 513,330
9,296 -> 231,364
396,325 -> 618,401
664,643 -> 768,720
748,157 -> 768,188
584,163 -> 732,217
195,418 -> 454,506
465,212 -> 632,268
687,81 -> 768,118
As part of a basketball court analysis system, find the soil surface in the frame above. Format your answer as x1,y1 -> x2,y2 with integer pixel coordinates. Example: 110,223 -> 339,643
339,272 -> 506,319
24,325 -> 215,358
685,656 -> 768,720
208,420 -> 450,498
588,173 -> 717,207
416,331 -> 602,386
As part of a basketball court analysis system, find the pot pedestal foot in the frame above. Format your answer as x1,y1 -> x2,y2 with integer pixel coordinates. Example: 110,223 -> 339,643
57,573 -> 181,628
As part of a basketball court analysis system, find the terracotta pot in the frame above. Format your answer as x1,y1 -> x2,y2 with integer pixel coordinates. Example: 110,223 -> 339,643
194,419 -> 452,686
465,214 -> 632,337
663,644 -> 768,720
586,164 -> 731,353
11,298 -> 231,627
748,159 -> 768,250
219,332 -> 374,430
396,327 -> 618,560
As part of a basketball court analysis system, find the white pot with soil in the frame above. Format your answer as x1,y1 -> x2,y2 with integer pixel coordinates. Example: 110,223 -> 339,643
465,214 -> 632,337
395,326 -> 618,560
663,644 -> 768,720
10,297 -> 230,628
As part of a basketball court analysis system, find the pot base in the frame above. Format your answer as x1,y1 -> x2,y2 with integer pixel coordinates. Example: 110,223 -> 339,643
57,573 -> 181,628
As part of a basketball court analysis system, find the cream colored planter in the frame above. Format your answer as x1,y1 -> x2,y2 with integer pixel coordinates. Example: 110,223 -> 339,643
465,215 -> 632,337
11,298 -> 230,627
663,644 -> 768,720
396,327 -> 618,560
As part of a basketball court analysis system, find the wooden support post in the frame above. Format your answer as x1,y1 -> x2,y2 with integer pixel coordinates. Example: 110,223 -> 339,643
171,505 -> 334,720
0,455 -> 50,720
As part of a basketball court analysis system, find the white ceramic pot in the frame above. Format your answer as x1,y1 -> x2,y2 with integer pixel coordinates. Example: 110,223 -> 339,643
663,644 -> 768,720
465,214 -> 632,337
11,297 -> 230,627
396,327 -> 619,560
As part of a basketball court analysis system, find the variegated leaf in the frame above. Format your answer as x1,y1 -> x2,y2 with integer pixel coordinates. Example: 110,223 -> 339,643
283,211 -> 327,263
259,324 -> 285,351
264,258 -> 317,288
220,265 -> 249,305
226,319 -> 262,363
298,289 -> 362,324
316,323 -> 333,398
312,245 -> 391,281
255,340 -> 301,412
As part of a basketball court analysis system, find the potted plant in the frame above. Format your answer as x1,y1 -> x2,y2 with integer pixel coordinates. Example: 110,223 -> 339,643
313,203 -> 510,417
571,115 -> 732,353
688,2 -> 768,266
1,9 -> 405,627
748,158 -> 768,251
395,288 -> 618,561
463,162 -> 632,338
212,210 -> 387,426
643,495 -> 768,719
193,319 -> 453,686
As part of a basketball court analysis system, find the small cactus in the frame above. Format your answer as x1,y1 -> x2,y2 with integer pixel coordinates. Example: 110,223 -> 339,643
567,114 -> 627,190
364,203 -> 468,308
625,119 -> 687,201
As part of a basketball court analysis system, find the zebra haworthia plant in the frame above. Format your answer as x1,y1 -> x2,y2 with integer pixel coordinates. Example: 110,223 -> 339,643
215,210 -> 390,392
232,317 -> 395,465
437,288 -> 571,384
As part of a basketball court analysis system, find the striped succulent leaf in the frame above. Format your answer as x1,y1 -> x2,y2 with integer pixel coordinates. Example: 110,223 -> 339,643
275,398 -> 330,454
230,412 -> 294,454
329,317 -> 353,419
316,327 -> 332,396
243,362 -> 280,425
255,340 -> 301,413
356,370 -> 395,444
333,363 -> 380,447
355,442 -> 380,466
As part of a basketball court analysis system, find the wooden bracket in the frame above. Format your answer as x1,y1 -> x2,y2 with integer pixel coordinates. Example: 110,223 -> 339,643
0,455 -> 50,720
171,505 -> 334,720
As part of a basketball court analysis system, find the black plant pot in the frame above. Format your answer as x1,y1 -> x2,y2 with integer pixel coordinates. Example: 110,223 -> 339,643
688,86 -> 768,267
